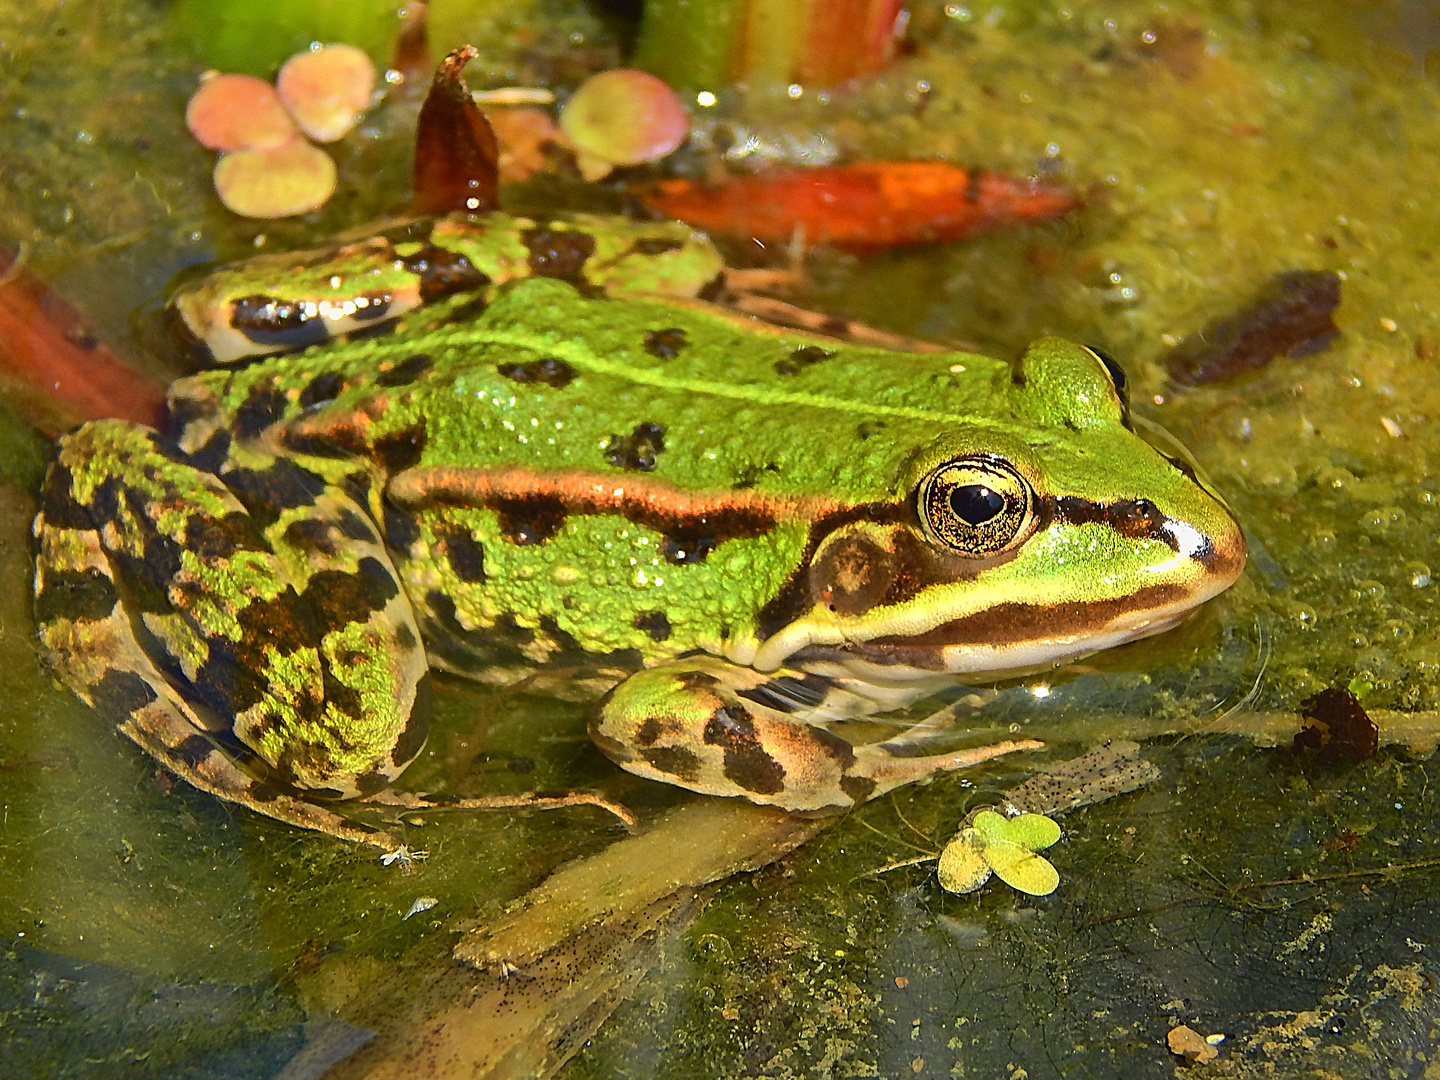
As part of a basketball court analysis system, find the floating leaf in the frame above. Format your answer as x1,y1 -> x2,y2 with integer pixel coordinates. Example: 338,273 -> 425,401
981,841 -> 1060,896
939,811 -> 1062,897
560,69 -> 689,180
936,829 -> 991,894
277,43 -> 376,143
185,73 -> 297,152
213,138 -> 337,219
972,810 -> 1060,851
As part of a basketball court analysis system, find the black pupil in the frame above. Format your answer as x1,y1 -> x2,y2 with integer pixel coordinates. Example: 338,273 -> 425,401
950,484 -> 1005,525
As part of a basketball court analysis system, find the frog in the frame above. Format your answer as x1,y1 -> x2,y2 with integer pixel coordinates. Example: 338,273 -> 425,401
32,209 -> 1247,851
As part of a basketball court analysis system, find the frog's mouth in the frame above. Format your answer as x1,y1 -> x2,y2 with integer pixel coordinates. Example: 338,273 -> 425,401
825,590 -> 1212,681
755,499 -> 1248,683
785,583 -> 1216,684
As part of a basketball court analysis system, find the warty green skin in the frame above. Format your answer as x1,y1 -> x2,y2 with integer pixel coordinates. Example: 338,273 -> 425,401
33,218 -> 1246,848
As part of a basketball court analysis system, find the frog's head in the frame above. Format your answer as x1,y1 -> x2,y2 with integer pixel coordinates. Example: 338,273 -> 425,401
751,337 -> 1246,681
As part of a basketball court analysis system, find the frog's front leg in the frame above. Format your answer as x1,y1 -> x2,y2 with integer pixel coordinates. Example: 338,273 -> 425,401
591,657 -> 1041,811
34,419 -> 428,849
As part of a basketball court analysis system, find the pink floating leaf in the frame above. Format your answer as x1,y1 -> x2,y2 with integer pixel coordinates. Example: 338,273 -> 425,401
186,73 -> 297,152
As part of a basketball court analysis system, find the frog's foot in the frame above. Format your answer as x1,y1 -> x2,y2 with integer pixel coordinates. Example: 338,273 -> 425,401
364,788 -> 638,828
591,659 -> 1043,812
119,700 -> 402,849
34,419 -> 430,848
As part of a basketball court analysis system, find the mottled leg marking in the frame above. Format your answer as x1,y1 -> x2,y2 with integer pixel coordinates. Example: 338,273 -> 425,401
591,657 -> 1042,812
120,701 -> 400,848
34,419 -> 428,847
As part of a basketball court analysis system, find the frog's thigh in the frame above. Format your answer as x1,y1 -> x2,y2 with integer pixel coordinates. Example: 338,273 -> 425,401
34,420 -> 427,840
591,658 -> 1035,812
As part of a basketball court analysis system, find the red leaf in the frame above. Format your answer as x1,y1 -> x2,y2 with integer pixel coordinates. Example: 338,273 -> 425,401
0,248 -> 166,433
642,161 -> 1082,249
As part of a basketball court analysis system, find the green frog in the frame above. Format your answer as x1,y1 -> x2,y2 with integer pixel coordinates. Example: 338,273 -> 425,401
32,211 -> 1246,850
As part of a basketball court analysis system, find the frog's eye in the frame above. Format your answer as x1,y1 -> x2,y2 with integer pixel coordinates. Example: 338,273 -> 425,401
918,457 -> 1035,556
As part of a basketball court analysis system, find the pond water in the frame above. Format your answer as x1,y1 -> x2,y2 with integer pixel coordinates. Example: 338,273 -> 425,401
2,1 -> 1439,1077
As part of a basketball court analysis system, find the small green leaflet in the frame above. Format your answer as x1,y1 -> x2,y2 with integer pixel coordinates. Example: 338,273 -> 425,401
937,810 -> 1062,896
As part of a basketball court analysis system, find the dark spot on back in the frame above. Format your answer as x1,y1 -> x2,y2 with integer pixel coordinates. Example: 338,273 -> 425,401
299,373 -> 346,412
181,511 -> 260,562
774,345 -> 836,376
335,508 -> 377,543
353,768 -> 392,796
497,357 -> 576,388
643,328 -> 687,359
38,464 -> 93,532
283,517 -> 340,555
230,295 -> 330,351
347,320 -> 397,344
632,610 -> 671,641
523,227 -> 596,280
659,531 -> 716,565
604,422 -> 666,472
166,394 -> 209,434
492,495 -> 567,545
224,458 -> 326,526
282,424 -> 368,460
374,353 -> 434,388
442,296 -> 490,324
382,501 -> 421,551
698,273 -> 726,302
309,557 -> 400,626
372,425 -> 427,473
186,430 -> 232,474
437,526 -> 486,582
400,245 -> 492,303
232,383 -> 290,440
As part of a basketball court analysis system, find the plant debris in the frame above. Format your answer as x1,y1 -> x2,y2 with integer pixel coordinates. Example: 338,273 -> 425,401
1164,269 -> 1342,386
411,45 -> 500,216
1293,686 -> 1379,764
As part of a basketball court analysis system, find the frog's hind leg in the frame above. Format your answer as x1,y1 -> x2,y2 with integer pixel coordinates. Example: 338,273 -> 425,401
591,657 -> 1042,812
34,419 -> 426,849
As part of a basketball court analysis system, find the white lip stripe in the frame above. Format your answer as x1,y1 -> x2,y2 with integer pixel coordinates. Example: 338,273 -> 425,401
1161,518 -> 1208,558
